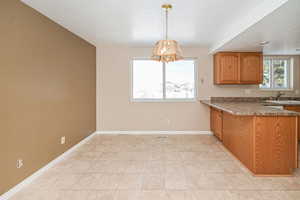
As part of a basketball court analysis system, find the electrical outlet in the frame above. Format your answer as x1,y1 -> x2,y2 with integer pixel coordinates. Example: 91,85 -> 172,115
16,159 -> 23,169
61,136 -> 66,144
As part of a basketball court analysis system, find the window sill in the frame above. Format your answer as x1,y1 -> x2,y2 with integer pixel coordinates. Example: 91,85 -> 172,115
131,98 -> 198,103
259,88 -> 294,92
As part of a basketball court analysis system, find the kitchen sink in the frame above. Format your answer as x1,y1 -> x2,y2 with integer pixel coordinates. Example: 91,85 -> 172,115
264,105 -> 284,110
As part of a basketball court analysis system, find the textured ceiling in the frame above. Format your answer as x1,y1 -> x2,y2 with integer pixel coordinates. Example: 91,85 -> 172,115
22,0 -> 297,55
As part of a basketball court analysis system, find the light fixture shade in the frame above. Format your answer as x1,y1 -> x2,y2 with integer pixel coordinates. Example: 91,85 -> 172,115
152,40 -> 183,62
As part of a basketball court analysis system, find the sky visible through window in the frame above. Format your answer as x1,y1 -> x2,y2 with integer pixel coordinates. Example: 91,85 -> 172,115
133,60 -> 195,100
133,60 -> 163,99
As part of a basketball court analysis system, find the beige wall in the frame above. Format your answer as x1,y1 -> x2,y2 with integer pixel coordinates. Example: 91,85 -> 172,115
97,46 -> 300,131
0,0 -> 96,195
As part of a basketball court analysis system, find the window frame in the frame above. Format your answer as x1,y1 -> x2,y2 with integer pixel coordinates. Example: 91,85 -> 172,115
130,57 -> 198,102
260,56 -> 294,91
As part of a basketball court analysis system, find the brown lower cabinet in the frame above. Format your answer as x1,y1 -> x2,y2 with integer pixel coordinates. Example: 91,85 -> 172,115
211,107 -> 298,176
210,108 -> 222,141
283,106 -> 300,140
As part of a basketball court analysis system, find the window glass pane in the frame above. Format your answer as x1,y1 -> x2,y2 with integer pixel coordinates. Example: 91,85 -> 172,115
260,57 -> 292,90
273,59 -> 288,89
133,60 -> 163,99
165,60 -> 195,99
261,59 -> 271,88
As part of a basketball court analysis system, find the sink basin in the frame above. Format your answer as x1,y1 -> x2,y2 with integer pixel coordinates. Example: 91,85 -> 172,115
264,105 -> 284,110
265,100 -> 300,105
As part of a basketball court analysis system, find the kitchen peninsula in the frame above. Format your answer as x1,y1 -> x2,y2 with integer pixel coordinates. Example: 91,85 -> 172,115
201,97 -> 300,176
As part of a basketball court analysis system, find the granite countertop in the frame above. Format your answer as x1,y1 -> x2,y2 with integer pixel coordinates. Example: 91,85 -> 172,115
200,99 -> 300,116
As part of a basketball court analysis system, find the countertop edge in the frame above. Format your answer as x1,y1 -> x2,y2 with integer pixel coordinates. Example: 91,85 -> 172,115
200,100 -> 300,116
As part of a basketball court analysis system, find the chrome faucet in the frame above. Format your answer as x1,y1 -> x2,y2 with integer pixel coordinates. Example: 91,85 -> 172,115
275,91 -> 285,100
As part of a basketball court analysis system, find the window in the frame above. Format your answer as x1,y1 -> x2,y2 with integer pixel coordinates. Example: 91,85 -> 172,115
260,57 -> 293,90
132,59 -> 196,101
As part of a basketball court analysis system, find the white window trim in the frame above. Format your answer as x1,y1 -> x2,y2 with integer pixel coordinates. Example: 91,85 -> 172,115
260,56 -> 294,91
130,57 -> 198,102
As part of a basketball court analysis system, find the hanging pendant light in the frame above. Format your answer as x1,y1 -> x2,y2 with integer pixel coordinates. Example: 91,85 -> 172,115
152,4 -> 183,63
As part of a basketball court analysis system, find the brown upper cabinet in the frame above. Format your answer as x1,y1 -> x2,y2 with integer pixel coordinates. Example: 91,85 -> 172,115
214,52 -> 263,84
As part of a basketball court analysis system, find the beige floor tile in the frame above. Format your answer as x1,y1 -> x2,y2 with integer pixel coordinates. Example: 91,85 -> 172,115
51,159 -> 73,171
199,151 -> 233,160
180,152 -> 200,161
163,144 -> 182,152
116,152 -> 150,161
165,161 -> 185,174
53,173 -> 82,189
69,151 -> 102,160
10,189 -> 60,200
91,173 -> 121,189
229,190 -> 263,200
67,160 -> 93,173
285,191 -> 300,200
142,174 -> 165,190
115,190 -> 140,200
184,144 -> 223,152
184,160 -> 221,173
90,160 -> 124,173
165,152 -> 183,161
149,151 -> 165,161
8,135 -> 300,200
75,143 -> 96,152
187,173 -> 233,190
56,190 -> 92,200
123,160 -> 146,173
217,160 -> 244,173
98,152 -> 122,160
88,190 -> 116,200
144,161 -> 165,174
29,173 -> 59,190
194,190 -> 233,200
95,144 -> 121,152
72,174 -> 96,190
250,177 -> 287,190
283,177 -> 300,190
258,191 -> 290,200
227,174 -> 259,190
165,190 -> 197,200
165,173 -> 188,190
139,190 -> 169,200
118,173 -> 143,189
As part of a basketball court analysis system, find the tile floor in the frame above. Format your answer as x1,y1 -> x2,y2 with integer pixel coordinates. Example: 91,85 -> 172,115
10,134 -> 300,200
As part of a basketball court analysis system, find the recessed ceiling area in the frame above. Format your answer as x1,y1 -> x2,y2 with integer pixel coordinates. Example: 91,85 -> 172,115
215,0 -> 300,55
21,0 -> 296,55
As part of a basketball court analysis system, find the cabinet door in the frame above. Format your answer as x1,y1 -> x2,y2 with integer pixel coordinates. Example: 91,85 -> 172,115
222,113 -> 254,171
215,111 -> 223,140
210,108 -> 216,133
239,53 -> 262,84
284,106 -> 300,140
215,53 -> 239,84
284,106 -> 300,112
210,108 -> 222,140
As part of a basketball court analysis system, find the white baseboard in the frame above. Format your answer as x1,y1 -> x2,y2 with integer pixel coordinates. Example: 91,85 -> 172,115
97,130 -> 212,135
0,131 -> 97,200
